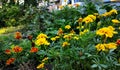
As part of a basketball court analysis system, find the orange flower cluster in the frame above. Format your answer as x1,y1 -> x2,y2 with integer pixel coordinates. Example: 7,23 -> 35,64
30,47 -> 38,53
116,39 -> 120,45
13,46 -> 23,53
5,49 -> 11,54
6,58 -> 15,65
15,32 -> 22,39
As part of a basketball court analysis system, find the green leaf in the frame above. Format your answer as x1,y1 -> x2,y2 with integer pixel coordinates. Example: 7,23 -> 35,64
100,64 -> 108,68
115,64 -> 120,66
85,53 -> 92,57
37,50 -> 46,55
91,64 -> 98,68
80,56 -> 86,59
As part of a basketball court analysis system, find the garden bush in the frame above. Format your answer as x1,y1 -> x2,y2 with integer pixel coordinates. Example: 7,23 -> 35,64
0,2 -> 120,70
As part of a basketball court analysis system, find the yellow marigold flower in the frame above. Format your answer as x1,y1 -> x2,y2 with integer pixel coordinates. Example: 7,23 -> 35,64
37,63 -> 44,69
108,26 -> 115,31
82,16 -> 93,24
79,29 -> 89,35
65,25 -> 71,29
73,36 -> 79,40
44,41 -> 50,45
76,26 -> 80,29
79,32 -> 84,35
35,38 -> 50,46
106,43 -> 117,50
63,35 -> 71,40
83,29 -> 89,33
102,12 -> 111,17
57,28 -> 64,35
42,57 -> 48,62
62,42 -> 70,47
35,38 -> 46,45
102,9 -> 117,17
70,29 -> 75,34
94,13 -> 99,16
108,26 -> 118,34
95,44 -> 106,51
112,19 -> 120,24
63,34 -> 72,40
109,9 -> 118,14
37,33 -> 48,39
77,18 -> 83,23
96,27 -> 107,36
51,37 -> 56,41
88,15 -> 96,20
96,26 -> 117,38
54,36 -> 59,39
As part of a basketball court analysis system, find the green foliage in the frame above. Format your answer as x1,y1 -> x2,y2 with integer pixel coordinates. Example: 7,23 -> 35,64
0,2 -> 120,70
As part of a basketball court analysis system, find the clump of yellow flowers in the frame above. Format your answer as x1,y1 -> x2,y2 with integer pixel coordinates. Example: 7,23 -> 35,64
35,33 -> 50,46
112,19 -> 120,24
65,25 -> 71,29
62,42 -> 70,47
51,36 -> 60,41
101,9 -> 117,17
79,29 -> 89,35
63,33 -> 73,40
95,43 -> 117,51
37,63 -> 45,69
82,15 -> 96,24
96,26 -> 117,38
37,57 -> 48,69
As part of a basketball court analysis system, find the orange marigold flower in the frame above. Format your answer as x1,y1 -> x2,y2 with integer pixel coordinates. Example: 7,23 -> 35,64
13,46 -> 23,53
6,58 -> 15,65
116,39 -> 120,45
5,49 -> 11,54
15,31 -> 22,39
30,47 -> 38,53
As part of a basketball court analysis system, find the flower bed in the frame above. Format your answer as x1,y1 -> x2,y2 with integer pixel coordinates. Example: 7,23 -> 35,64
0,2 -> 120,70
